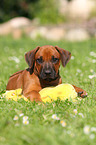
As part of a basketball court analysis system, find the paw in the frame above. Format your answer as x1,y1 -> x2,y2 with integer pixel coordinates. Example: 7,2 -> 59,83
78,91 -> 87,98
24,91 -> 42,102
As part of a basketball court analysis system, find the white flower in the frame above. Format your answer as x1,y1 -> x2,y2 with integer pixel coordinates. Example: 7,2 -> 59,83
91,127 -> 96,132
73,109 -> 77,115
60,120 -> 67,127
90,52 -> 96,57
23,116 -> 28,121
90,69 -> 94,73
88,74 -> 96,79
71,56 -> 74,60
77,69 -> 81,73
22,116 -> 29,125
78,113 -> 84,118
19,113 -> 24,117
92,59 -> 96,63
13,115 -> 19,120
83,125 -> 90,134
23,120 -> 29,125
8,56 -> 20,63
52,114 -> 60,120
89,134 -> 95,139
88,75 -> 94,79
90,51 -> 94,56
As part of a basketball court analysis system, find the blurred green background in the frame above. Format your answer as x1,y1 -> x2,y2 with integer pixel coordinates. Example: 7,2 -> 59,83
0,0 -> 96,24
0,0 -> 96,41
0,0 -> 65,24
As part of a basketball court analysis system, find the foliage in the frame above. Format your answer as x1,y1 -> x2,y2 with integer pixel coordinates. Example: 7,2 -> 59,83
0,0 -> 64,24
0,0 -> 37,22
29,0 -> 65,24
0,37 -> 96,145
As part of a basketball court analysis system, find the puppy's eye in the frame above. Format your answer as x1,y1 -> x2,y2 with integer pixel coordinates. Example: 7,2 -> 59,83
36,57 -> 43,64
52,56 -> 59,63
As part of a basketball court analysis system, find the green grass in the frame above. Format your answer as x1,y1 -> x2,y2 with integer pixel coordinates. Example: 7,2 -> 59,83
0,37 -> 96,145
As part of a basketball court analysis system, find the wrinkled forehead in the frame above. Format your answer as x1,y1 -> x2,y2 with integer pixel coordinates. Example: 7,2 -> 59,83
35,45 -> 60,59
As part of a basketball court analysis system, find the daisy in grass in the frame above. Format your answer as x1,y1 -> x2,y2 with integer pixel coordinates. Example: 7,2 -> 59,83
23,119 -> 29,125
8,56 -> 20,63
13,115 -> 19,121
23,116 -> 28,121
91,127 -> 96,132
83,125 -> 90,134
71,56 -> 74,60
23,116 -> 29,125
78,113 -> 84,118
88,74 -> 96,79
52,114 -> 60,120
60,120 -> 67,127
89,134 -> 95,140
90,51 -> 96,57
19,113 -> 24,117
73,109 -> 77,115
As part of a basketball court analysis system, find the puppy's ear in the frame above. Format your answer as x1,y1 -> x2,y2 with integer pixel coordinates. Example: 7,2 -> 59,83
25,46 -> 40,68
55,46 -> 71,67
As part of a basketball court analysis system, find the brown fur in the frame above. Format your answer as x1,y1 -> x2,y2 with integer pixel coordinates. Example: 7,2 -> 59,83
6,45 -> 87,102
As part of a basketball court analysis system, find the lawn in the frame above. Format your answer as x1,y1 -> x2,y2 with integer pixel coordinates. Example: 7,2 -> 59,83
0,37 -> 96,145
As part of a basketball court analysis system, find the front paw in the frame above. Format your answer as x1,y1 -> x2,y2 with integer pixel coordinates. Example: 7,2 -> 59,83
78,91 -> 87,98
24,91 -> 42,102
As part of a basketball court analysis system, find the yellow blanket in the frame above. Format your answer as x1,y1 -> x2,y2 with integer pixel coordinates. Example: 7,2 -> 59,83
3,84 -> 77,103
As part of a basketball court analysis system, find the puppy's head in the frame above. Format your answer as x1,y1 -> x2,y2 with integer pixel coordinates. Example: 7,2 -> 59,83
25,45 -> 71,81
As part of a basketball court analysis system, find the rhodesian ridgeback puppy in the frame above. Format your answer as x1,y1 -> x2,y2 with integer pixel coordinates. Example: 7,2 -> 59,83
6,45 -> 87,102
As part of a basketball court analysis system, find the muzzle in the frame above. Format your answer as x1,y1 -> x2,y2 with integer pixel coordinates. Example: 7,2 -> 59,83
40,62 -> 56,80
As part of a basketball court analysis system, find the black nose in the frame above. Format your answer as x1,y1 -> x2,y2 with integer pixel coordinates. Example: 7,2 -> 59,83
45,69 -> 51,75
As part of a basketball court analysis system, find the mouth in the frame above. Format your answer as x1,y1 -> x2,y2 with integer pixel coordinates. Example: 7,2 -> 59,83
43,76 -> 55,81
39,66 -> 57,81
40,72 -> 57,81
43,77 -> 59,82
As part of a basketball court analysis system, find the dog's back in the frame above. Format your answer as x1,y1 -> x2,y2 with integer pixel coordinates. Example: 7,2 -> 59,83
6,70 -> 24,90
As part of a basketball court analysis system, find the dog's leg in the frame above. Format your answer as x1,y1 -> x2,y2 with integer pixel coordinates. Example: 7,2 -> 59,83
73,85 -> 87,98
24,90 -> 42,102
